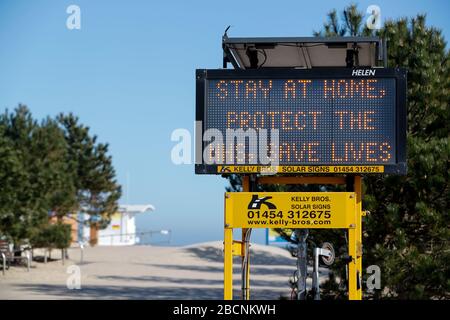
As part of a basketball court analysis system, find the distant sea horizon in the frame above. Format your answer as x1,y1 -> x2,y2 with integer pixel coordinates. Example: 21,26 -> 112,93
135,213 -> 267,246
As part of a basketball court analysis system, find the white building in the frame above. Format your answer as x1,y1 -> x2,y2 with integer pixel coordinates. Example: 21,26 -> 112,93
78,204 -> 155,246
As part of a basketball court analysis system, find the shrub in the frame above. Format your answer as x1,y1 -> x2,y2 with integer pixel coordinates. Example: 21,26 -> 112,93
30,223 -> 71,249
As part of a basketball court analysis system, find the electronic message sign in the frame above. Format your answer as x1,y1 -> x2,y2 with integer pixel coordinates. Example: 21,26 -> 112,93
195,68 -> 406,174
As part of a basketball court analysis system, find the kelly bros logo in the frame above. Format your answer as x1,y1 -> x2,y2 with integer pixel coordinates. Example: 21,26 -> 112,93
220,166 -> 232,173
248,195 -> 277,209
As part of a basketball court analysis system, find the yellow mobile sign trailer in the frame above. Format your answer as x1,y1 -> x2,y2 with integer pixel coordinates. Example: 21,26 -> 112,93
224,184 -> 364,301
195,37 -> 407,301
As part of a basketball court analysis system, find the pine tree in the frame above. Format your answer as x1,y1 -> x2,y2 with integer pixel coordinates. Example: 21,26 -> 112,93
57,113 -> 122,240
0,106 -> 67,244
314,4 -> 449,300
0,106 -> 121,249
0,111 -> 26,242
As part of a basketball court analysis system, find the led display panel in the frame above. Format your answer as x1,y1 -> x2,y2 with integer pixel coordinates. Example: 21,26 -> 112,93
195,68 -> 406,175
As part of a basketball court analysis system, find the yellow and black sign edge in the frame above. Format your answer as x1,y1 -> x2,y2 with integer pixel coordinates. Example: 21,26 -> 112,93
224,191 -> 357,229
195,163 -> 407,174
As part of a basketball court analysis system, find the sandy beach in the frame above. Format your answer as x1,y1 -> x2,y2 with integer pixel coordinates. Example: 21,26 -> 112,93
0,241 -> 325,300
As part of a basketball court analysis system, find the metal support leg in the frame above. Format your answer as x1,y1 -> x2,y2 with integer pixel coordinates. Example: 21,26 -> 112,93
224,192 -> 234,300
80,243 -> 84,264
224,226 -> 233,300
312,248 -> 320,300
1,252 -> 5,275
348,225 -> 358,299
26,250 -> 30,271
354,176 -> 363,299
347,176 -> 363,300
241,176 -> 251,300
242,229 -> 251,300
313,247 -> 333,300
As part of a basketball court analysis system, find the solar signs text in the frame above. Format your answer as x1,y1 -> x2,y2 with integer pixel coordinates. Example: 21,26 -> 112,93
196,68 -> 406,174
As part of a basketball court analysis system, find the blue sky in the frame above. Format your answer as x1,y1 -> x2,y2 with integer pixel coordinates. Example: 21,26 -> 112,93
0,0 -> 448,245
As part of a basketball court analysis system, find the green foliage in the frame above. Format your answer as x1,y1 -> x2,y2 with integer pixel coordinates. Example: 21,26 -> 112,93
30,223 -> 72,249
226,4 -> 449,299
317,6 -> 449,299
57,113 -> 122,228
314,4 -> 373,37
0,105 -> 121,246
0,106 -> 65,243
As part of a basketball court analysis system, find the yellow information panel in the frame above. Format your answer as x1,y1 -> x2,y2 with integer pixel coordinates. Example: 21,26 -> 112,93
218,165 -> 384,174
225,192 -> 356,229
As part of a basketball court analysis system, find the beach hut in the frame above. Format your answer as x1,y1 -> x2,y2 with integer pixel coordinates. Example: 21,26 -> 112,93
77,204 -> 155,246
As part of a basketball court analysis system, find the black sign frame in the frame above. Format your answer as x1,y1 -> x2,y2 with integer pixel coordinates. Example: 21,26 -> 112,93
195,67 -> 407,175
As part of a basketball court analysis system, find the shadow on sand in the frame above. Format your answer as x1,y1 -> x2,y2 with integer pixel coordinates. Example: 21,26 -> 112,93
12,244 -> 296,299
135,263 -> 295,278
15,283 -> 283,300
96,274 -> 286,288
183,246 -> 295,266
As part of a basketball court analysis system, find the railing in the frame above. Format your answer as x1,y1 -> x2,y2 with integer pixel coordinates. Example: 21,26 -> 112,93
77,229 -> 172,246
